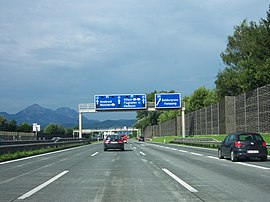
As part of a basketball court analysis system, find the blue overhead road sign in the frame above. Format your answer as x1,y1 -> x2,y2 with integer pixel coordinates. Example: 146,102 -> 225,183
155,93 -> 181,109
95,94 -> 146,110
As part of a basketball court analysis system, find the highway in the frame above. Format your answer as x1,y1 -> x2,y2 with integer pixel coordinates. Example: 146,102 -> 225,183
0,141 -> 270,202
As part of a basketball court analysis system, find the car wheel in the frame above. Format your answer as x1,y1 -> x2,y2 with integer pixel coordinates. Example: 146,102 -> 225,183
231,151 -> 237,162
260,156 -> 267,161
218,149 -> 224,159
104,148 -> 107,151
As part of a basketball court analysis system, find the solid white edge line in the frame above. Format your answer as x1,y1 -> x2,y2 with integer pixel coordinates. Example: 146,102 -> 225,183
18,170 -> 69,200
140,151 -> 146,156
189,152 -> 203,156
91,152 -> 99,157
206,156 -> 219,160
178,150 -> 188,153
235,162 -> 270,170
162,168 -> 198,193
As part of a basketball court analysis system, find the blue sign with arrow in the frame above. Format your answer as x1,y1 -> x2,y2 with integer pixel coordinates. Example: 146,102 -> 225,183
95,94 -> 146,110
155,93 -> 181,109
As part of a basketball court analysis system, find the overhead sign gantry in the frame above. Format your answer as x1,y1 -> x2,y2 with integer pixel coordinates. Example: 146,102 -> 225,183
78,93 -> 185,139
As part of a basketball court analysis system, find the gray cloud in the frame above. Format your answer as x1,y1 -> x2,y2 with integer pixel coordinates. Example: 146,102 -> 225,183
0,0 -> 269,120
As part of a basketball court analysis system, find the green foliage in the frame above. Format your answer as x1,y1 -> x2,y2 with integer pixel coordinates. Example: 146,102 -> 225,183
7,120 -> 17,131
0,116 -> 17,131
0,116 -> 8,131
0,143 -> 88,162
188,86 -> 218,112
151,136 -> 178,143
65,128 -> 73,136
216,8 -> 270,98
17,122 -> 32,132
44,123 -> 66,135
158,110 -> 180,123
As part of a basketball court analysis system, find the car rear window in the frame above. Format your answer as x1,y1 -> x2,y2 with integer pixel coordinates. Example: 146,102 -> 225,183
106,135 -> 121,140
238,134 -> 263,141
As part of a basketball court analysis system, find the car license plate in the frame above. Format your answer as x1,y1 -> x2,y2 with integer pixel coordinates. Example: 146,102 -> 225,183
247,150 -> 259,154
111,141 -> 118,144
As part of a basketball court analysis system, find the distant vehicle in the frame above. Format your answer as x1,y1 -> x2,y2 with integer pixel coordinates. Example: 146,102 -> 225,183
118,134 -> 127,143
104,135 -> 124,151
138,136 -> 145,142
218,132 -> 268,162
51,137 -> 61,142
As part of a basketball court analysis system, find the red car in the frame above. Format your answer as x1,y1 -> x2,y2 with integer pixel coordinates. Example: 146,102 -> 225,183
118,134 -> 127,143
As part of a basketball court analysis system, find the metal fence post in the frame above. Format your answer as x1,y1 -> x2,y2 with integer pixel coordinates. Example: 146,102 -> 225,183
257,88 -> 260,132
182,105 -> 185,138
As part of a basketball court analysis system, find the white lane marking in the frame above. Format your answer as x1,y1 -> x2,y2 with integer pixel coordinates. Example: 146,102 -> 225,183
18,170 -> 69,200
142,144 -> 147,147
162,168 -> 198,193
91,152 -> 99,157
235,162 -> 270,170
0,161 -> 57,185
189,152 -> 203,156
178,150 -> 188,153
140,151 -> 146,156
59,158 -> 69,162
206,156 -> 219,160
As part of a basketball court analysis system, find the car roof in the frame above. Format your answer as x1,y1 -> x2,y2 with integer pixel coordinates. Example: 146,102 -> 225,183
233,132 -> 261,136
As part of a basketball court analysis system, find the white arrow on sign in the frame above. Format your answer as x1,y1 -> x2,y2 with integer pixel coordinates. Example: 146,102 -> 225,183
156,97 -> 162,106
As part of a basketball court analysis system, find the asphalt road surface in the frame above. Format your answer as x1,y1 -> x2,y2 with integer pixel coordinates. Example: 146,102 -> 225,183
0,141 -> 270,202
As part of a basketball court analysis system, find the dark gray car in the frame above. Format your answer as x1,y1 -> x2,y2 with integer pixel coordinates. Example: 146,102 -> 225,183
104,135 -> 124,151
218,132 -> 268,162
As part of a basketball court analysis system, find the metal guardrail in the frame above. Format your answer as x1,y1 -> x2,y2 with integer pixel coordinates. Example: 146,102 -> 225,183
0,139 -> 90,155
170,138 -> 270,149
170,138 -> 220,148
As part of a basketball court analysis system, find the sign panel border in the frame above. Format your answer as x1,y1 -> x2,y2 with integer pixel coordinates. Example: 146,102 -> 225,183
155,93 -> 181,109
95,94 -> 147,111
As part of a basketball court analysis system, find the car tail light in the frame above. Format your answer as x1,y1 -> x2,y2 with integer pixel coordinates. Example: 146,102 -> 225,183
234,141 -> 242,148
105,140 -> 110,143
262,141 -> 267,147
118,139 -> 123,143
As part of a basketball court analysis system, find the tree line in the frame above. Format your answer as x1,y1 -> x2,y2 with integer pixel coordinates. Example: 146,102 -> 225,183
135,6 -> 270,129
0,115 -> 74,136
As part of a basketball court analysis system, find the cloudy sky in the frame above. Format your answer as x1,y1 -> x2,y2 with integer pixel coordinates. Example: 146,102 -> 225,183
0,0 -> 269,120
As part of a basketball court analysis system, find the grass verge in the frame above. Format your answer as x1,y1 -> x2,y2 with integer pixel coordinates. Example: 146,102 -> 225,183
0,143 -> 89,162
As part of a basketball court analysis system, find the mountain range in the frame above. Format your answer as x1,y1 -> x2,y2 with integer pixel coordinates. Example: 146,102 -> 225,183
0,104 -> 136,129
